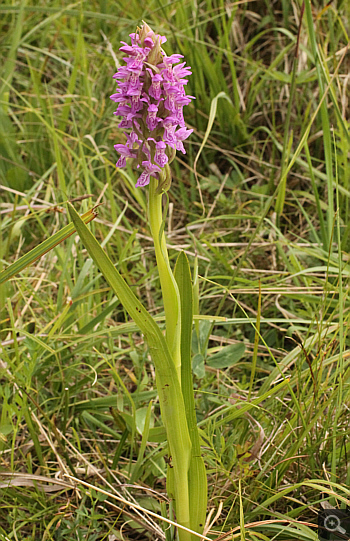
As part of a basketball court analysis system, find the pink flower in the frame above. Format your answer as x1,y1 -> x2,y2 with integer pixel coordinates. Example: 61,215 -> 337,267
135,162 -> 160,188
147,71 -> 163,100
153,140 -> 168,167
175,127 -> 193,154
146,104 -> 162,131
111,23 -> 194,188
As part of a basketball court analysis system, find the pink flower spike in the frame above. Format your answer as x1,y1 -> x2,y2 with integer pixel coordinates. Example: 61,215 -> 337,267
110,22 -> 194,188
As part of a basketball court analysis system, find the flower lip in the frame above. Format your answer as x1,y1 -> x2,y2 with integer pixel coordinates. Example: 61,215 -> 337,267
135,161 -> 161,188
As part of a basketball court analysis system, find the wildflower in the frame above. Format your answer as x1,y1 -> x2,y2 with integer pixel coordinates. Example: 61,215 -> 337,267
110,22 -> 194,189
162,116 -> 178,147
146,103 -> 162,132
147,71 -> 163,100
149,139 -> 168,167
175,127 -> 193,154
135,162 -> 160,188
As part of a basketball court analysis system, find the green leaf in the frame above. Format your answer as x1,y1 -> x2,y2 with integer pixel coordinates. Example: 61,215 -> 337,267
175,251 -> 207,538
174,251 -> 195,412
135,405 -> 154,435
188,457 -> 207,537
0,207 -> 98,285
207,343 -> 245,369
192,353 -> 205,379
148,426 -> 167,443
67,203 -> 192,539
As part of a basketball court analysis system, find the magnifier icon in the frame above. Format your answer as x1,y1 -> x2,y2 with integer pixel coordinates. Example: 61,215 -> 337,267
324,514 -> 347,536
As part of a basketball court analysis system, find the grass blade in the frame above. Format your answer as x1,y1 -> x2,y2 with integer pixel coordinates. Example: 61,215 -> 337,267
0,207 -> 98,285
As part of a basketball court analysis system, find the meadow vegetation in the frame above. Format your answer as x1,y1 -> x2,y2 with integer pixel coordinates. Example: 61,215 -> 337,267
1,0 -> 350,539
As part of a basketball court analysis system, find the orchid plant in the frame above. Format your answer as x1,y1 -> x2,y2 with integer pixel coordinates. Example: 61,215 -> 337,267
69,22 -> 207,541
0,19 -> 206,541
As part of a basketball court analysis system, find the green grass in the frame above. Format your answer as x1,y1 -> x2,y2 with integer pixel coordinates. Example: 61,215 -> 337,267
1,0 -> 350,539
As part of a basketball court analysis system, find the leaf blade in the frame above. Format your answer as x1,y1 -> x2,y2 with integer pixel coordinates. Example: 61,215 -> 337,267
0,207 -> 97,285
175,251 -> 207,537
67,203 -> 193,538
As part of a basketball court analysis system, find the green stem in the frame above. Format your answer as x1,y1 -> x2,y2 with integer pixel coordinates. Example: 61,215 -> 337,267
148,176 -> 182,381
148,177 -> 193,539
